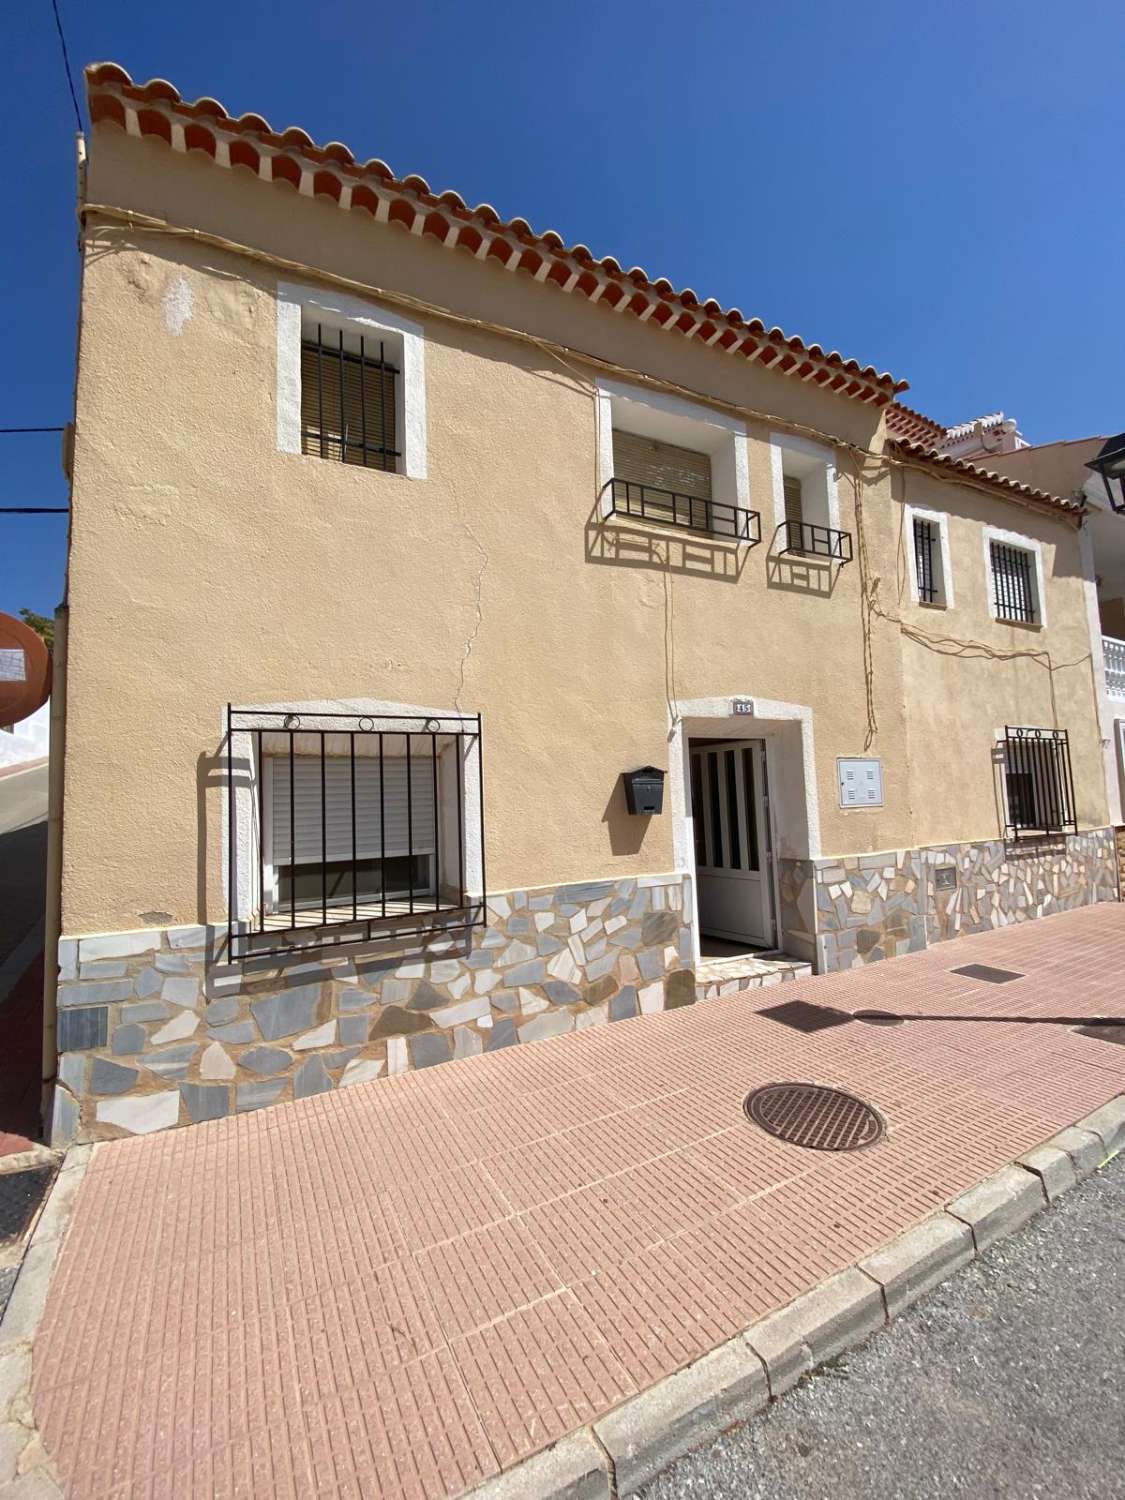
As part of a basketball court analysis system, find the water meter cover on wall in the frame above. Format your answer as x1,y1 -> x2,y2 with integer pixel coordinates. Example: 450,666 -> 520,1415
837,757 -> 883,809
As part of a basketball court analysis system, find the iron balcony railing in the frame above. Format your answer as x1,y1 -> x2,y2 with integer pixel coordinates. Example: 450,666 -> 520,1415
608,478 -> 761,544
225,707 -> 486,960
1103,635 -> 1125,701
778,518 -> 854,563
1002,725 -> 1077,840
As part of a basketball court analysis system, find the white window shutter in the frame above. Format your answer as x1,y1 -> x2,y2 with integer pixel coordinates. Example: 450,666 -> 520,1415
271,756 -> 436,865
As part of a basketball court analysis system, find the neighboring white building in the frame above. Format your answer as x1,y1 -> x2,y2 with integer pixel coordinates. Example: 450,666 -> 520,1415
0,699 -> 50,770
941,411 -> 1029,463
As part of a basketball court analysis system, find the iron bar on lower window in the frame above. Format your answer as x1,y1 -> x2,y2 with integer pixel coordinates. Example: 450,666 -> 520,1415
225,708 -> 486,960
1002,725 -> 1076,838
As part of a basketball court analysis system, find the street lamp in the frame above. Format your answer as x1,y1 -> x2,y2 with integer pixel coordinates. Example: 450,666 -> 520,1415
1086,433 -> 1125,514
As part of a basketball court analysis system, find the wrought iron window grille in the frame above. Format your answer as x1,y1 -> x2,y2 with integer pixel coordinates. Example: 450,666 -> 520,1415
913,517 -> 939,603
607,478 -> 761,544
225,707 -> 485,961
300,323 -> 401,472
1001,726 -> 1077,839
778,518 -> 853,563
990,541 -> 1037,624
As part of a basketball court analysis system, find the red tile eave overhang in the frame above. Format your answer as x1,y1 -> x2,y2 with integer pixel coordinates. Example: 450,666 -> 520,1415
889,439 -> 1083,522
885,400 -> 948,450
85,62 -> 909,410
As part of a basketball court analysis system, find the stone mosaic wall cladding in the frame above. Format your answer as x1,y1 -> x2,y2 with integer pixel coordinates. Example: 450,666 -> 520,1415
49,874 -> 693,1143
799,828 -> 1118,972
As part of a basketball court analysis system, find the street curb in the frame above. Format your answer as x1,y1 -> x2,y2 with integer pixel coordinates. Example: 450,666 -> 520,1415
593,1336 -> 769,1495
461,1092 -> 1123,1500
858,1212 -> 974,1319
0,1143 -> 94,1498
946,1163 -> 1047,1252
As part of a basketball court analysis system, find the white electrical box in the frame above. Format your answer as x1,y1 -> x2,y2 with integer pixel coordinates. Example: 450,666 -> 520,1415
838,757 -> 884,808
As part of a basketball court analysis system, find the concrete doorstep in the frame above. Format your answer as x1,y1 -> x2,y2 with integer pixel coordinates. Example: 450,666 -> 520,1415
465,1095 -> 1124,1500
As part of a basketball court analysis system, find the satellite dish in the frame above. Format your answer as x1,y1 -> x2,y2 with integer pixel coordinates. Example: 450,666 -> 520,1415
0,613 -> 52,729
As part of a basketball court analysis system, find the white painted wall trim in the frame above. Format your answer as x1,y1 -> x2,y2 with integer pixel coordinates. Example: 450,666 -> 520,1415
768,432 -> 840,534
276,281 -> 427,479
982,522 -> 1047,628
596,377 -> 749,524
903,502 -> 955,608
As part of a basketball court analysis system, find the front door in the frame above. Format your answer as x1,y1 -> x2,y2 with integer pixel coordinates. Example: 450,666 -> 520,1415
690,739 -> 773,947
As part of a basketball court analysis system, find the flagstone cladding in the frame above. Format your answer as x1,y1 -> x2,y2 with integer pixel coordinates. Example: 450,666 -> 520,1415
49,873 -> 693,1144
785,829 -> 1117,971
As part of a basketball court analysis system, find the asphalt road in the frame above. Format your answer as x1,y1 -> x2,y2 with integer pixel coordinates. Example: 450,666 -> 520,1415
0,762 -> 48,966
644,1150 -> 1125,1500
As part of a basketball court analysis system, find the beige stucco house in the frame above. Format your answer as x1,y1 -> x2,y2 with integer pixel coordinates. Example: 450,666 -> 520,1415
44,62 -> 1118,1144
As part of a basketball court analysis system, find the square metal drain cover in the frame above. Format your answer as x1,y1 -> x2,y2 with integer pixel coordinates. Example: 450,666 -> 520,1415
0,1165 -> 56,1245
951,963 -> 1024,984
758,1000 -> 852,1034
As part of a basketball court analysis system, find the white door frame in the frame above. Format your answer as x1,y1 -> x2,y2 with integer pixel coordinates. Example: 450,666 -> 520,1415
668,696 -> 821,965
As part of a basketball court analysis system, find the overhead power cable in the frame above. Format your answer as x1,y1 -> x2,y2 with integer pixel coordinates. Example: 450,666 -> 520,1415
0,507 -> 69,514
0,427 -> 65,435
49,0 -> 83,133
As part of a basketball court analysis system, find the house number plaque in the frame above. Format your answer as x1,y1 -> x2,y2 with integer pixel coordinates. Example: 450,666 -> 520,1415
732,698 -> 754,716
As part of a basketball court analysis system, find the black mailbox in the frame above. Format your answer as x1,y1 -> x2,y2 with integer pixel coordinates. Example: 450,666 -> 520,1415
623,765 -> 665,816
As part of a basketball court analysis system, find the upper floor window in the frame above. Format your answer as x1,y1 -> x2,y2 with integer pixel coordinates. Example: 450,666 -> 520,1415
904,504 -> 952,608
277,282 -> 427,480
984,526 -> 1044,626
769,434 -> 852,562
596,379 -> 757,542
300,323 -> 399,471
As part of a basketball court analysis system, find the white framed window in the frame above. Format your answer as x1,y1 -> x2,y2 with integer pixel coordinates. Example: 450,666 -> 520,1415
276,281 -> 426,479
223,703 -> 486,958
904,504 -> 954,607
596,379 -> 751,540
768,433 -> 840,546
983,525 -> 1046,627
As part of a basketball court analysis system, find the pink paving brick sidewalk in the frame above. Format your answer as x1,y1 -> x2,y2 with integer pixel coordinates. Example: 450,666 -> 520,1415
32,904 -> 1125,1499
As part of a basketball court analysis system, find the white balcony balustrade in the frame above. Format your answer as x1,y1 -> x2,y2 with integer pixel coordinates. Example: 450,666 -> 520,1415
1103,636 -> 1125,701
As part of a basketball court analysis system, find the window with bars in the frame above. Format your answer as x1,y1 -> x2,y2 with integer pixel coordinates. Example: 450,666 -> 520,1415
990,540 -> 1038,623
1001,726 -> 1076,838
913,517 -> 939,603
225,708 -> 485,960
300,322 -> 400,471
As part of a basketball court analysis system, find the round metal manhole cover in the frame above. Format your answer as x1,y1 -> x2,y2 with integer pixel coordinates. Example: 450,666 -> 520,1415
743,1083 -> 885,1152
853,1009 -> 906,1027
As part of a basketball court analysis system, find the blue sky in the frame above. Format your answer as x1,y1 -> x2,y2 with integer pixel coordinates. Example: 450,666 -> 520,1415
3,0 -> 1121,617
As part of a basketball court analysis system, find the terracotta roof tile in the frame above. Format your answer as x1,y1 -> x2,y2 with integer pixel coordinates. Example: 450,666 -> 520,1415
85,62 -> 908,408
885,401 -> 947,450
889,438 -> 1081,517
